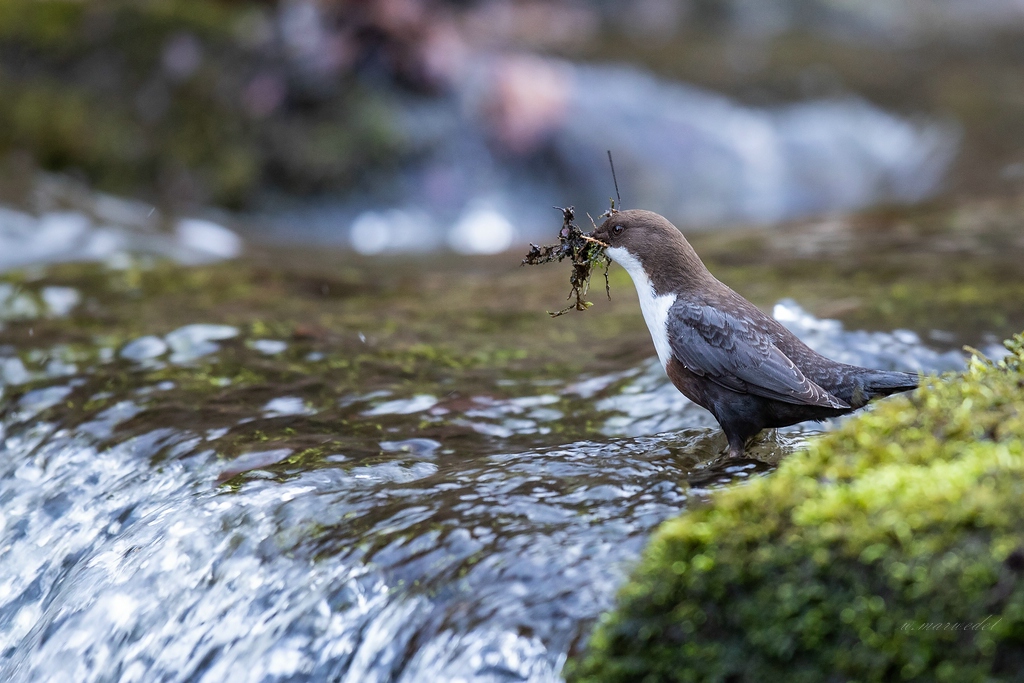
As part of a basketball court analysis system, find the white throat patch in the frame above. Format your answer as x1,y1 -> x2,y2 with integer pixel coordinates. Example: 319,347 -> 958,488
606,246 -> 676,369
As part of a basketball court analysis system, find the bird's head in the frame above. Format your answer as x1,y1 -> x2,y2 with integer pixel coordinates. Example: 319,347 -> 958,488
591,209 -> 685,255
591,209 -> 711,293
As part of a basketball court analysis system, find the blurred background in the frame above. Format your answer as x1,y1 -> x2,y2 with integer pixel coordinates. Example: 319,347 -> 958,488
1,0 -> 1024,259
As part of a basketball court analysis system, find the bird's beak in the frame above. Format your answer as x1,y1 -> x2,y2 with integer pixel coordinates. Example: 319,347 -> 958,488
588,220 -> 609,246
582,234 -> 609,249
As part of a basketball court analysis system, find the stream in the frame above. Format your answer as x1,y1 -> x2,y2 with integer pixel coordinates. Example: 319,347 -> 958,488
0,253 -> 969,681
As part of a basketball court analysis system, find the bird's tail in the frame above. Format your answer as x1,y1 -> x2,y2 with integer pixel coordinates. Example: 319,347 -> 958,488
863,370 -> 920,398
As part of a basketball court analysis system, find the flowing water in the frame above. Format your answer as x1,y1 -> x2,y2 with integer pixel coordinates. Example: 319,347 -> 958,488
0,254 -> 971,682
3,165 -> 1021,682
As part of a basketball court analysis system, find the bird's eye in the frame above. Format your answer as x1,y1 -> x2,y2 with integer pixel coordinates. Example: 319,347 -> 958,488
613,225 -> 624,235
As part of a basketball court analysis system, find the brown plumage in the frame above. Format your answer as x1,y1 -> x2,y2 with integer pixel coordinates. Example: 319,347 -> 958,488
591,209 -> 919,458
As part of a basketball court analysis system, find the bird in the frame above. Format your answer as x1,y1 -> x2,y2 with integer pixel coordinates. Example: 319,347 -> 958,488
589,209 -> 919,458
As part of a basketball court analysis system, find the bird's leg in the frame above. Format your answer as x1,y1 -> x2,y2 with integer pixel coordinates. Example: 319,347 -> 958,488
725,431 -> 748,459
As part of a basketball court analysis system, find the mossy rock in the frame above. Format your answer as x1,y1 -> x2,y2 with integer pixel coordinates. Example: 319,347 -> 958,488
568,335 -> 1024,683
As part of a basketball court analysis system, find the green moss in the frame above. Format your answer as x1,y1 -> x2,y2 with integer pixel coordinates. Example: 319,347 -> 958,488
569,335 -> 1024,683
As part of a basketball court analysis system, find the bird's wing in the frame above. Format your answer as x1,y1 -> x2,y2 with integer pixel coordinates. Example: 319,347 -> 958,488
668,300 -> 849,409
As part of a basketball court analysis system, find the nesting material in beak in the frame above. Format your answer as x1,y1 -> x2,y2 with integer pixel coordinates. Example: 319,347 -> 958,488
521,206 -> 612,317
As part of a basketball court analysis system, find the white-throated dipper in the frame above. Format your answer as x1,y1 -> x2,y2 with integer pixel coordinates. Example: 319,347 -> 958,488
591,209 -> 919,458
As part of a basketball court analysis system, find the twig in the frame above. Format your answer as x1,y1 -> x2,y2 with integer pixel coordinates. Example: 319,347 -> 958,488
607,150 -> 621,209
